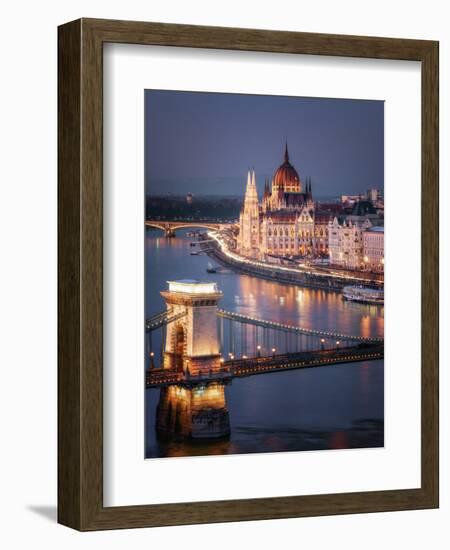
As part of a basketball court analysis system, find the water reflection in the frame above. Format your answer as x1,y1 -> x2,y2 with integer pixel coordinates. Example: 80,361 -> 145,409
156,383 -> 230,439
145,229 -> 384,459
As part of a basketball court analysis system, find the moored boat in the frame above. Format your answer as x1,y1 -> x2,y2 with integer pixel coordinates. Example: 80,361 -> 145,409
342,285 -> 384,305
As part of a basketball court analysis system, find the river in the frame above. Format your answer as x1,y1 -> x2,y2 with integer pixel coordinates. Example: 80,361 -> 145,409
145,229 -> 384,458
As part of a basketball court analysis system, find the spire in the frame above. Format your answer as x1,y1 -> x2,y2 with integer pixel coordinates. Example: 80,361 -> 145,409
246,170 -> 251,190
251,169 -> 256,188
284,141 -> 289,162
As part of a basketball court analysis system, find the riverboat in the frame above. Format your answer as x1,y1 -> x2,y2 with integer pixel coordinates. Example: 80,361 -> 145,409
342,285 -> 384,305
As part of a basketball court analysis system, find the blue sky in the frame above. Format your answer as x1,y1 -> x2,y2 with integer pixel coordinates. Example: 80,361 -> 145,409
145,90 -> 384,198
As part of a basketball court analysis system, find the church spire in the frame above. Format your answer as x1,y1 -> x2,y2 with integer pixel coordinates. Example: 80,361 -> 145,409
284,141 -> 289,162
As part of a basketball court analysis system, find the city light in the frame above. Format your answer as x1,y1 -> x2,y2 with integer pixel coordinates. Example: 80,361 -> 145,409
207,231 -> 381,285
168,280 -> 220,295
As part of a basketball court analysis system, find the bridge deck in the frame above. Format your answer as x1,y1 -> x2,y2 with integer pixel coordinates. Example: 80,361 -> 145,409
146,344 -> 383,387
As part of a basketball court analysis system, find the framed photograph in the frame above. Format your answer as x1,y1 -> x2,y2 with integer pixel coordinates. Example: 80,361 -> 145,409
58,18 -> 439,530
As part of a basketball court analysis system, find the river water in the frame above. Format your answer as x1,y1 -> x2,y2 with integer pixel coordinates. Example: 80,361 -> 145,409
145,229 -> 384,458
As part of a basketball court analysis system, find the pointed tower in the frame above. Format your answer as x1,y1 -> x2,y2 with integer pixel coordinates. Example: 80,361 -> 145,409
284,141 -> 289,163
272,141 -> 301,198
237,169 -> 260,258
306,177 -> 314,206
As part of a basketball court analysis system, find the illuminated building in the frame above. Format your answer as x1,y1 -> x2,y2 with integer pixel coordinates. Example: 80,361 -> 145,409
236,143 -> 383,268
237,143 -> 319,259
363,226 -> 384,272
328,202 -> 383,271
328,217 -> 372,270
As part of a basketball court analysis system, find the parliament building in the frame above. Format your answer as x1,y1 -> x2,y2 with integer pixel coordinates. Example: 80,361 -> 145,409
237,144 -> 331,260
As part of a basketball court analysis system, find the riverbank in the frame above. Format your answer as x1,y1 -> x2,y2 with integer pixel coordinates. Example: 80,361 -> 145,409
201,236 -> 383,292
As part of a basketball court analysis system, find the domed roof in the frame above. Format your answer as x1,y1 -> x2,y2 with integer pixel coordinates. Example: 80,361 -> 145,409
273,143 -> 301,191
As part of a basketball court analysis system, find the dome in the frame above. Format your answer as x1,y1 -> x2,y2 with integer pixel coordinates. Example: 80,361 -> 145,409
273,143 -> 301,192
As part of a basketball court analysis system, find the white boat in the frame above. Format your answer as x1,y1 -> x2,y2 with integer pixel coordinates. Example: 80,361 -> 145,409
342,285 -> 384,305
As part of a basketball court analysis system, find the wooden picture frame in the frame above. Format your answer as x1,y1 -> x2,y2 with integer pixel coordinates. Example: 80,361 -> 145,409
58,18 -> 439,531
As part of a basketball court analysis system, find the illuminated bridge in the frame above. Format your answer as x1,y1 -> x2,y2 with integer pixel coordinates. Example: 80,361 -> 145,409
145,282 -> 383,388
145,219 -> 233,237
216,309 -> 383,345
146,345 -> 383,387
146,309 -> 186,332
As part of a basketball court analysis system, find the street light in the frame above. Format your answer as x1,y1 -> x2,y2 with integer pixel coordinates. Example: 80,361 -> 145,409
336,340 -> 340,350
272,347 -> 276,357
320,338 -> 325,351
257,344 -> 261,357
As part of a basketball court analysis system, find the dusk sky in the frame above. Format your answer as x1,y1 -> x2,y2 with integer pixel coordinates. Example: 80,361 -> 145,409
144,90 -> 384,198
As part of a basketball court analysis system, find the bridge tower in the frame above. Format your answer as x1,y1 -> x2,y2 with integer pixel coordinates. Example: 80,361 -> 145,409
160,280 -> 223,375
157,279 -> 229,439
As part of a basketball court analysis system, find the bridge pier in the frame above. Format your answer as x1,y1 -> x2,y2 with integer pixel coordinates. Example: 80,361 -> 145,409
164,227 -> 176,238
155,382 -> 230,439
147,280 -> 383,440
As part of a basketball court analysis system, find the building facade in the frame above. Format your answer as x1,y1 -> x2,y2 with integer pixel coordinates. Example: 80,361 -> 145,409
237,170 -> 260,258
328,200 -> 383,271
328,217 -> 372,270
363,226 -> 384,272
238,144 -> 323,259
237,143 -> 383,268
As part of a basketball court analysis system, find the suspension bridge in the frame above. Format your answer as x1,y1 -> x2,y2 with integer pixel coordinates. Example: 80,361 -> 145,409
145,280 -> 383,388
